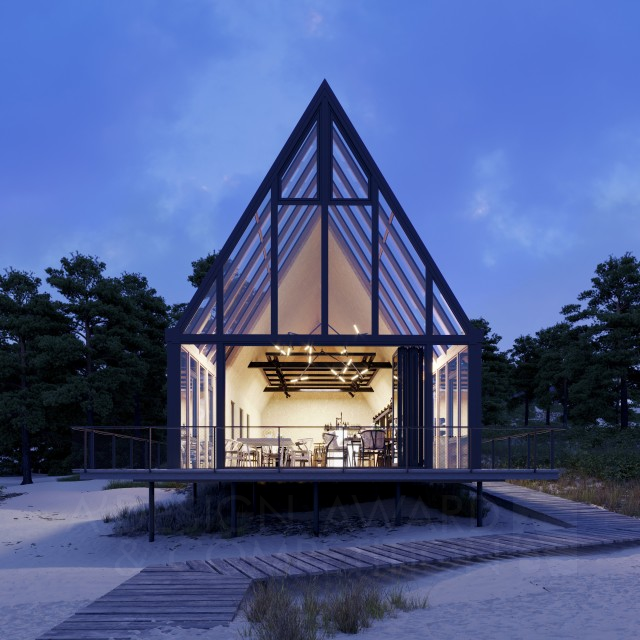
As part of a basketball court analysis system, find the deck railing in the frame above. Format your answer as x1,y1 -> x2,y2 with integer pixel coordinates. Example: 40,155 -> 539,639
482,427 -> 564,470
71,424 -> 561,473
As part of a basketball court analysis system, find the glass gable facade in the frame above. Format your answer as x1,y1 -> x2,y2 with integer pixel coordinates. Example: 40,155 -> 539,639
169,81 -> 482,471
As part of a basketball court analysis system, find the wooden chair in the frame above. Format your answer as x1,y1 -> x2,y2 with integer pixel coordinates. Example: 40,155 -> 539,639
323,432 -> 345,467
359,429 -> 386,467
290,438 -> 313,467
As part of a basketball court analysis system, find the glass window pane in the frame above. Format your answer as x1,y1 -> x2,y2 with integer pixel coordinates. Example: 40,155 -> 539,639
277,204 -> 321,334
281,121 -> 318,199
332,122 -> 368,199
185,281 -> 217,334
180,345 -> 216,469
433,282 -> 464,335
223,195 -> 271,334
329,204 -> 372,335
378,193 -> 426,335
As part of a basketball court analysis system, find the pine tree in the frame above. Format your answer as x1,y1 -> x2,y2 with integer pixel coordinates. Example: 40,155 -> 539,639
509,334 -> 540,426
470,318 -> 513,425
562,253 -> 640,428
0,269 -> 71,482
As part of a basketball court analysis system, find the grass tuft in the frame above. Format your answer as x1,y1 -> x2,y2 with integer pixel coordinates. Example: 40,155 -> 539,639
243,581 -> 320,640
386,585 -> 429,612
241,577 -> 428,639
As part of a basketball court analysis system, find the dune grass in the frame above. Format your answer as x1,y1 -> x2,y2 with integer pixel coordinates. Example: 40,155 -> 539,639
103,483 -> 232,535
241,577 -> 428,639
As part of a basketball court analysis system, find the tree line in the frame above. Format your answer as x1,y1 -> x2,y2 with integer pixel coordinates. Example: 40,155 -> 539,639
1,250 -> 638,483
474,252 -> 640,430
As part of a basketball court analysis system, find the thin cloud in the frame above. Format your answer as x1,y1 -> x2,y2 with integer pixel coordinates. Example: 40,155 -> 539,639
468,150 -> 573,261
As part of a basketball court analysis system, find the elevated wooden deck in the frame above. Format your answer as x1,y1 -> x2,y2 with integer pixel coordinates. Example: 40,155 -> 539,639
38,482 -> 640,640
73,466 -> 560,482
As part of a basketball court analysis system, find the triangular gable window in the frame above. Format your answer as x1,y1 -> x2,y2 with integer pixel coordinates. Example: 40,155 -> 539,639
178,81 -> 473,342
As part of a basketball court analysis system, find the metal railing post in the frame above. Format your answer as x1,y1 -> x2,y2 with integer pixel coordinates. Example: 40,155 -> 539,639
148,427 -> 152,471
83,429 -> 87,472
507,437 -> 512,469
550,429 -> 555,468
526,435 -> 531,469
112,434 -> 116,469
533,425 -> 538,471
491,438 -> 495,469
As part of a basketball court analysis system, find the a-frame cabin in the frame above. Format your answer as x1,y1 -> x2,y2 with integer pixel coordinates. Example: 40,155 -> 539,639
166,81 -> 484,474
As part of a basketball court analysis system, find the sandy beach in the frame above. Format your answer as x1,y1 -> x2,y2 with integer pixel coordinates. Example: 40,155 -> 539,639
1,475 -> 638,640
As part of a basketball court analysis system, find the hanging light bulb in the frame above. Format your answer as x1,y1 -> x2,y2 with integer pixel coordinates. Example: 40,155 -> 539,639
338,375 -> 346,383
308,355 -> 312,365
353,324 -> 360,334
286,347 -> 291,356
361,368 -> 368,375
331,369 -> 338,376
351,374 -> 359,381
300,375 -> 309,381
342,365 -> 348,374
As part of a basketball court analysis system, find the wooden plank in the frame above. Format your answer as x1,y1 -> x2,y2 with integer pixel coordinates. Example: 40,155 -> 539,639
325,547 -> 388,568
401,541 -> 456,561
437,538 -> 505,557
314,548 -> 373,569
286,551 -> 342,572
348,546 -> 404,565
238,555 -> 288,578
271,552 -> 324,574
299,550 -> 355,571
414,539 -> 483,559
204,558 -> 251,577
222,556 -> 272,579
253,554 -> 309,576
381,543 -> 442,563
373,543 -> 438,564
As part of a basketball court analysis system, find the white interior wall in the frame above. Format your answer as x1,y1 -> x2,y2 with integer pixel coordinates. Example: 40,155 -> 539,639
261,392 -> 377,441
225,345 -> 270,430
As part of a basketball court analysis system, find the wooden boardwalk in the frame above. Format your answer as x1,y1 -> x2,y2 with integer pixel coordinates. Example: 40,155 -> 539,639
38,482 -> 640,640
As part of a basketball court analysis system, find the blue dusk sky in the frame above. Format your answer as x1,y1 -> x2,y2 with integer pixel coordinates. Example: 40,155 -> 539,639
1,1 -> 639,348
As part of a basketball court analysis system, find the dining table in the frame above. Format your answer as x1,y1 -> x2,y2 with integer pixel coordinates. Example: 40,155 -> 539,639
237,437 -> 295,467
